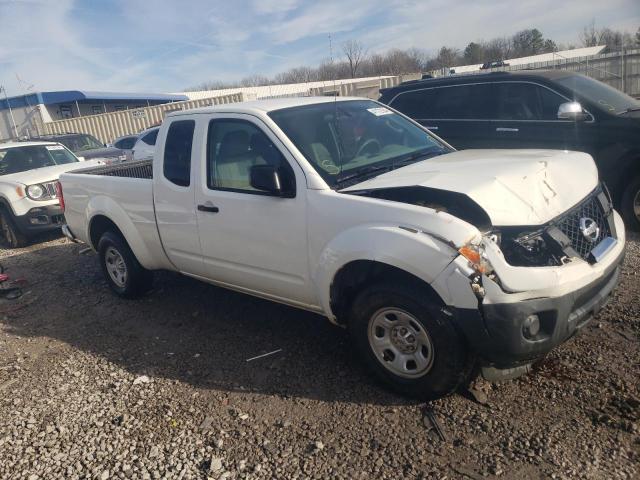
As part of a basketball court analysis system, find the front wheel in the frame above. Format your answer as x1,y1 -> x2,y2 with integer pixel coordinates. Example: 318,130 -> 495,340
98,231 -> 153,298
0,208 -> 28,249
621,175 -> 640,231
348,282 -> 473,400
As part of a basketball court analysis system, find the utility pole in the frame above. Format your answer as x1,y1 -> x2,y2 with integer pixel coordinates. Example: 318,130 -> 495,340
0,86 -> 18,139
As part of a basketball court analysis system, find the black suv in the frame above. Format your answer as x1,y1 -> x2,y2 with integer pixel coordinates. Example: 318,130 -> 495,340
34,133 -> 126,161
379,70 -> 640,228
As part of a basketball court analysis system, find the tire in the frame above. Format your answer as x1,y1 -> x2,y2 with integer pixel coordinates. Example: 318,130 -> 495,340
0,207 -> 28,249
620,175 -> 640,231
348,282 -> 473,400
98,231 -> 153,298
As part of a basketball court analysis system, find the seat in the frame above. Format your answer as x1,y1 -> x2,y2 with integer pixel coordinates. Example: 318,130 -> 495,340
215,130 -> 265,190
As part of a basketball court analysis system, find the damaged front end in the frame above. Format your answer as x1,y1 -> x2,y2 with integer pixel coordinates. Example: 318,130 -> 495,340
428,184 -> 625,380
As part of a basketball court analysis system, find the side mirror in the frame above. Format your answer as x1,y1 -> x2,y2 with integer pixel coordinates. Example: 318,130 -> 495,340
77,156 -> 86,161
557,102 -> 587,121
250,165 -> 293,197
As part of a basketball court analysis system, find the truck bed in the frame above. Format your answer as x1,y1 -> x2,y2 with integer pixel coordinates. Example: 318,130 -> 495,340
69,159 -> 153,179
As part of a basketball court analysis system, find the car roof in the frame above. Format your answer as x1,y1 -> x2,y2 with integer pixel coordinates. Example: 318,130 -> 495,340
167,96 -> 371,118
380,69 -> 580,95
0,141 -> 60,149
37,133 -> 93,139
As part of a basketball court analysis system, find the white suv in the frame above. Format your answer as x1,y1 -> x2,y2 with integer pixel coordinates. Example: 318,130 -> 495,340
0,141 -> 103,247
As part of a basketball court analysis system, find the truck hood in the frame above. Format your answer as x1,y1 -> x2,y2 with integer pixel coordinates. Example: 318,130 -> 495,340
0,159 -> 106,186
343,149 -> 599,226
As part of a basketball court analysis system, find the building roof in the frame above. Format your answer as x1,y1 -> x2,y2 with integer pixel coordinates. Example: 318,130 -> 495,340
0,90 -> 188,110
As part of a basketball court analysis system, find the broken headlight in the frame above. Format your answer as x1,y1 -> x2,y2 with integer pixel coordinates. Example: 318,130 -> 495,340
499,228 -> 564,267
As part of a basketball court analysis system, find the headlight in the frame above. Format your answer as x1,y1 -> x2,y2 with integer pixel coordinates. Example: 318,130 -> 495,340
26,184 -> 46,200
459,243 -> 494,274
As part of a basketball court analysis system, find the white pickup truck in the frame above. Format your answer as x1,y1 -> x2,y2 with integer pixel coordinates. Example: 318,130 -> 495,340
59,97 -> 626,399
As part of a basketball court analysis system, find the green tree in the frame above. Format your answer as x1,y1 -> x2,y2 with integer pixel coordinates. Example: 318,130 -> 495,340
543,39 -> 558,53
463,42 -> 484,63
512,28 -> 545,56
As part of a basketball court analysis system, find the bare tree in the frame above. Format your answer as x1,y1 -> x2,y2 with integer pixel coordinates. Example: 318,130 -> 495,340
342,39 -> 367,78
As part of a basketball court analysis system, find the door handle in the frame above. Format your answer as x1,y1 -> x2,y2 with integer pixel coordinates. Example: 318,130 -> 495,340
496,127 -> 519,132
424,126 -> 439,130
197,204 -> 219,213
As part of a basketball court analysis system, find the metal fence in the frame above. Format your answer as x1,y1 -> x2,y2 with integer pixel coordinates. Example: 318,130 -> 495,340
39,76 -> 421,143
43,92 -> 249,144
471,48 -> 640,98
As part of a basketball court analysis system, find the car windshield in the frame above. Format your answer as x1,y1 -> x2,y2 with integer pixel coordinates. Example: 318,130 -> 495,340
58,134 -> 104,152
555,74 -> 640,114
0,145 -> 79,176
269,100 -> 451,188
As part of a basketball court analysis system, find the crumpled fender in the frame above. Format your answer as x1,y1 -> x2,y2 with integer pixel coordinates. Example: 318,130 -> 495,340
85,195 -> 168,270
312,224 -> 460,320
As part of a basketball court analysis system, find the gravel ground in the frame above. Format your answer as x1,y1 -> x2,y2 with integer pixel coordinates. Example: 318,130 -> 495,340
0,232 -> 638,480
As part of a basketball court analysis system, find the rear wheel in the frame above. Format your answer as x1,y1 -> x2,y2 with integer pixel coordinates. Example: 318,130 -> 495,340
348,282 -> 473,400
0,208 -> 28,249
98,231 -> 153,298
621,175 -> 640,231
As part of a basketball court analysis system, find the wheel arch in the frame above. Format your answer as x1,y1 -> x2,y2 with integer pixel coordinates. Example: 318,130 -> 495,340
84,195 -> 168,270
312,224 -> 459,323
330,260 -> 446,326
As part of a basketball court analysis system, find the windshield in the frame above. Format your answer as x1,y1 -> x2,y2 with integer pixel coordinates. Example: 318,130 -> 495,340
0,145 -> 79,176
268,100 -> 451,187
58,134 -> 104,152
555,74 -> 640,114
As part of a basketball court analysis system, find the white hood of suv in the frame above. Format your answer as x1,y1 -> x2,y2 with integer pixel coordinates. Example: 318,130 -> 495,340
344,149 -> 599,226
0,158 -> 105,186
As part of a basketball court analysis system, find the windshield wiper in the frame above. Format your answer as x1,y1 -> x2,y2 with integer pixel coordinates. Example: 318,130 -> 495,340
391,148 -> 442,168
619,107 -> 640,114
335,164 -> 393,186
334,148 -> 444,188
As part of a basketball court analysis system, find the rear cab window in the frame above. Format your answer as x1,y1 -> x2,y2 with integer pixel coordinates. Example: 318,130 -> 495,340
163,121 -> 195,187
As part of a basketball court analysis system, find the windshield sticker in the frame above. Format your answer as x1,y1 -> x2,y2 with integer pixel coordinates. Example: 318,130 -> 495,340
367,107 -> 393,116
45,145 -> 65,151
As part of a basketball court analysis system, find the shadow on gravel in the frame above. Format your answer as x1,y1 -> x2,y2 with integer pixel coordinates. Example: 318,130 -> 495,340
0,241 -> 414,406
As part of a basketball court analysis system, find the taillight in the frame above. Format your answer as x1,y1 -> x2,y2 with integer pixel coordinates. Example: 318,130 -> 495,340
55,181 -> 65,212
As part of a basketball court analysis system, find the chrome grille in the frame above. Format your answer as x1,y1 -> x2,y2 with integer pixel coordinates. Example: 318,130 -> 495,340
42,181 -> 58,198
555,193 -> 611,260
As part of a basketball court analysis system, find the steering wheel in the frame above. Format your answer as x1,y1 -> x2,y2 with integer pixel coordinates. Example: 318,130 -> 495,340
356,138 -> 382,158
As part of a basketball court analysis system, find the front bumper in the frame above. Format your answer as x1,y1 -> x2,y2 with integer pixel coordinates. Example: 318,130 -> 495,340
451,246 -> 625,368
13,204 -> 65,235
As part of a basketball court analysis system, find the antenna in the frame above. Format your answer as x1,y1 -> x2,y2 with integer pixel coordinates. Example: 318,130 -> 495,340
328,33 -> 337,96
328,32 -> 344,175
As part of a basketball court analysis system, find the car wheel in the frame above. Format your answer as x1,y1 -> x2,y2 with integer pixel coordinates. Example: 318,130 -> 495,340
0,208 -> 28,249
621,175 -> 640,231
348,282 -> 474,400
98,231 -> 153,298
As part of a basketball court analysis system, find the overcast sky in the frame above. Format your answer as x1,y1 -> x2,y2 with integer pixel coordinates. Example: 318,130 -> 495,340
0,0 -> 638,95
